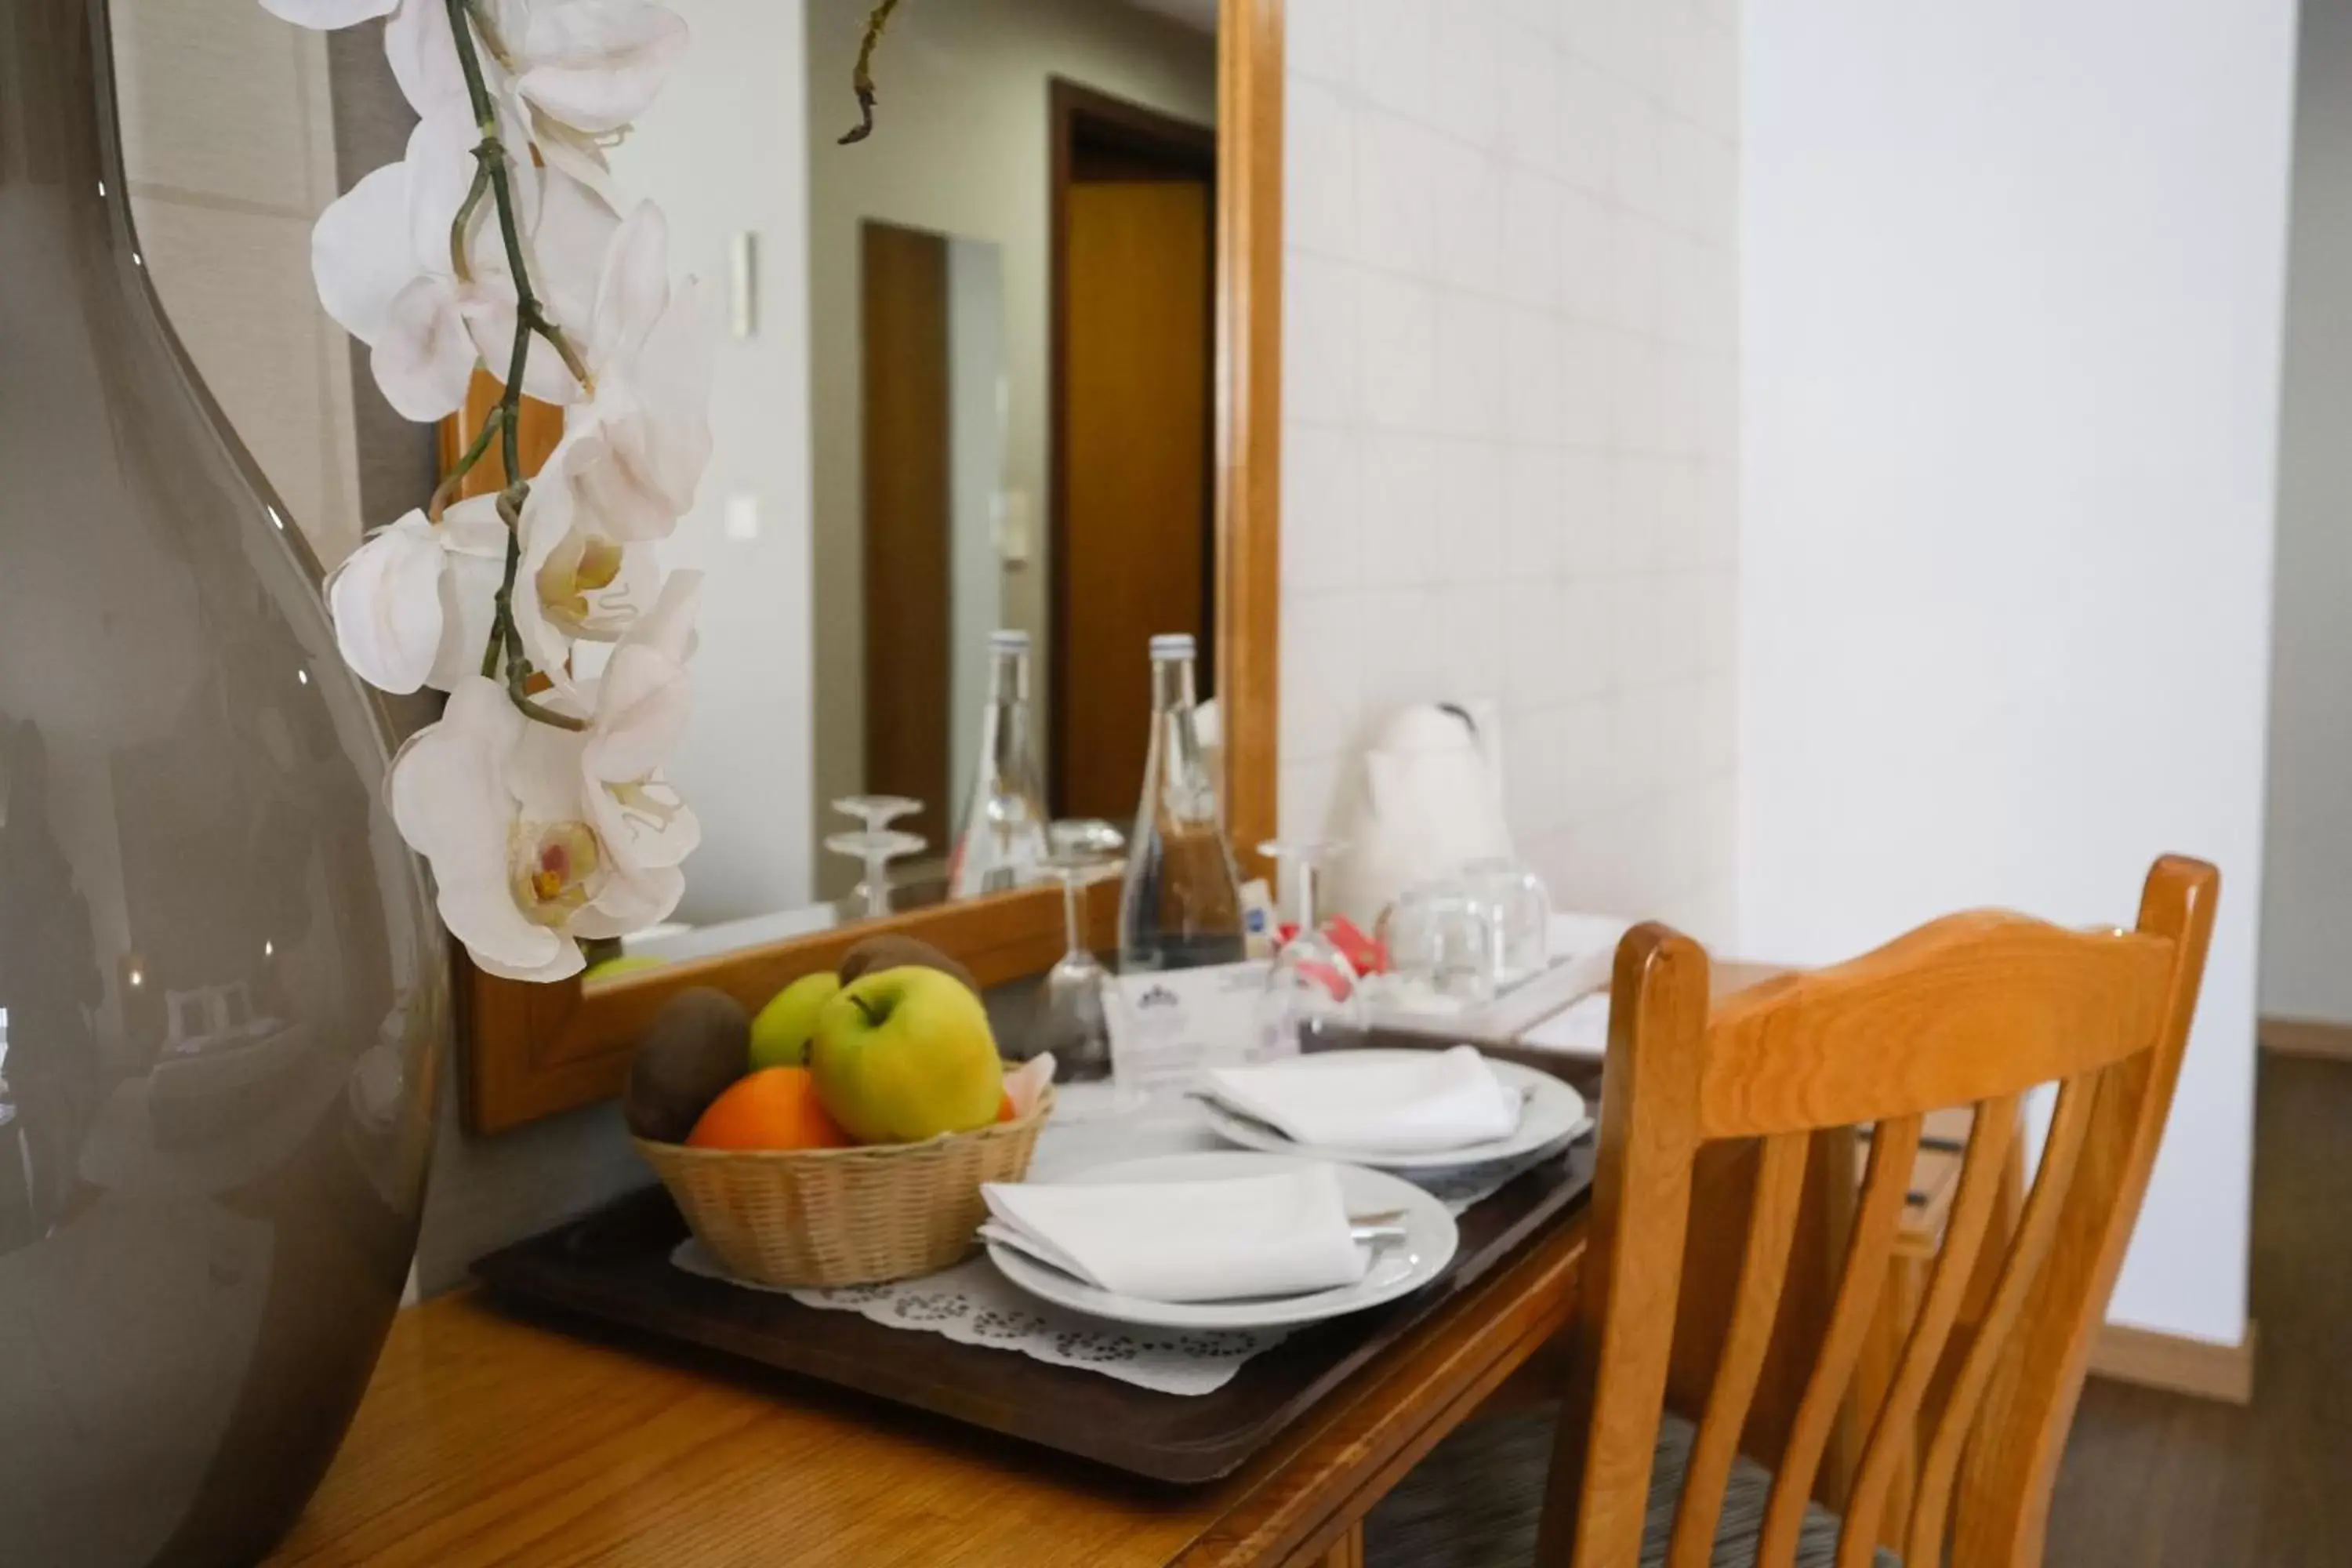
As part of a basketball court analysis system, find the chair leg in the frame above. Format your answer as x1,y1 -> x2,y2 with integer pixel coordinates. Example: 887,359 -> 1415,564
1320,1522 -> 1366,1568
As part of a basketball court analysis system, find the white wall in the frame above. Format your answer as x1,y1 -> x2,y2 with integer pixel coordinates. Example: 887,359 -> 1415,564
1280,0 -> 1743,943
1742,0 -> 2296,1345
2262,0 -> 2352,1026
610,0 -> 816,924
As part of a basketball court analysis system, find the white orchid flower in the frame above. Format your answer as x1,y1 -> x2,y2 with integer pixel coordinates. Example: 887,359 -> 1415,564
507,428 -> 665,699
382,0 -> 531,118
514,0 -> 688,136
389,673 -> 690,982
568,201 -> 713,539
582,570 -> 701,873
325,498 -> 506,695
389,677 -> 587,983
476,169 -> 618,405
312,111 -> 537,420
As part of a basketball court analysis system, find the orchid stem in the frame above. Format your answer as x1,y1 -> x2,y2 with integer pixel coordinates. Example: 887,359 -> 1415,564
839,0 -> 902,144
430,405 -> 507,521
443,0 -> 589,731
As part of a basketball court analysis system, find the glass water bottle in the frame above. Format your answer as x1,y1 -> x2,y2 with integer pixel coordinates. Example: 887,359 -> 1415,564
947,630 -> 1050,897
1117,633 -> 1247,971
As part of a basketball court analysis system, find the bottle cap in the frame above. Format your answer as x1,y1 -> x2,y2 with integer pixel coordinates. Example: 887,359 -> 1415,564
990,629 -> 1031,652
1149,633 -> 1196,659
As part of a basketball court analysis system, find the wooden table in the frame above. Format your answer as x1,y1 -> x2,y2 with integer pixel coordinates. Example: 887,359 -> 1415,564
266,965 -> 1794,1568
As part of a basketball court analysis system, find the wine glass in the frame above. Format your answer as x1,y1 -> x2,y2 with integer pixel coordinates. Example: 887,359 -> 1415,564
826,795 -> 926,920
1380,880 -> 1498,1013
1038,819 -> 1126,1086
1254,840 -> 1364,1060
1460,856 -> 1552,986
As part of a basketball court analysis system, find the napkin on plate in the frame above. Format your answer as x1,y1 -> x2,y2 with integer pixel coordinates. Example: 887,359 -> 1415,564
980,1164 -> 1368,1303
1204,1045 -> 1520,1153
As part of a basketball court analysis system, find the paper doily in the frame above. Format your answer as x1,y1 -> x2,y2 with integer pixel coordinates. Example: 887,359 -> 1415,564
672,1241 -> 1283,1396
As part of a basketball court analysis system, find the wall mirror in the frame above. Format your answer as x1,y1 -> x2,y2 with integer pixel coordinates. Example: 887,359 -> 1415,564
459,0 -> 1284,1131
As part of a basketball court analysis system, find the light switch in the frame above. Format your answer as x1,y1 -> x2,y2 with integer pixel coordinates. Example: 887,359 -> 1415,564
724,492 -> 760,541
730,232 -> 759,339
995,488 -> 1032,567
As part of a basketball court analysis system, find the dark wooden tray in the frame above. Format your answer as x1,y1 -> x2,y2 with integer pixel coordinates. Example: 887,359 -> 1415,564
472,1133 -> 1595,1485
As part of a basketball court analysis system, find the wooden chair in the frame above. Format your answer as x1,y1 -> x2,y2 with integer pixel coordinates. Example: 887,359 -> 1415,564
1539,855 -> 2219,1566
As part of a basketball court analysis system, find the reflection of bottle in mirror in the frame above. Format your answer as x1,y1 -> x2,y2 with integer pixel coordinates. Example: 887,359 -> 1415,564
1119,633 -> 1247,971
947,630 -> 1050,897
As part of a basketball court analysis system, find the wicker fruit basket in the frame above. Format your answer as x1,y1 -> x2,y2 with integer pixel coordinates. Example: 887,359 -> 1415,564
633,1080 -> 1054,1288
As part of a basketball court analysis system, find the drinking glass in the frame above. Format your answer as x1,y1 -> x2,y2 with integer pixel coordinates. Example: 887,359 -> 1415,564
1380,880 -> 1498,1011
1038,819 -> 1127,1083
1461,856 -> 1553,986
1254,840 -> 1364,1059
826,795 -> 926,920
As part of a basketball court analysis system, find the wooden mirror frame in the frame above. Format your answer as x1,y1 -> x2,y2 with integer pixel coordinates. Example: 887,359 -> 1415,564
450,0 -> 1286,1133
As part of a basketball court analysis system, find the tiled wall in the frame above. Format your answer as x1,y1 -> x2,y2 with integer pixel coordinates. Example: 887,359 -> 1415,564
1278,0 -> 1740,942
114,0 -> 363,565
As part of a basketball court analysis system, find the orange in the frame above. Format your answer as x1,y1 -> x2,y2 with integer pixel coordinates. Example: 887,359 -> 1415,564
686,1067 -> 855,1151
996,1091 -> 1018,1124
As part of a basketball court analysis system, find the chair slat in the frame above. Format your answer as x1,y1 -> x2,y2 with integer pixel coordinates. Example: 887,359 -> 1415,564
1905,1075 -> 2100,1566
1699,916 -> 2172,1138
1755,1115 -> 1922,1568
1668,1132 -> 1813,1568
1835,1095 -> 2021,1567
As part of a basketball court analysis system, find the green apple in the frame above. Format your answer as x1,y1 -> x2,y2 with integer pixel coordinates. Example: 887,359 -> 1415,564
748,971 -> 840,1071
808,967 -> 1003,1143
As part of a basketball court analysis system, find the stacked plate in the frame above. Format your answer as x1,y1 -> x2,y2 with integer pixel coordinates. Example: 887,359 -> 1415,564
1193,1047 -> 1592,1174
975,1049 -> 1590,1332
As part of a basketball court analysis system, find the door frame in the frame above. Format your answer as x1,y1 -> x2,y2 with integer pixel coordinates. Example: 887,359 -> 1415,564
1047,78 -> 1218,819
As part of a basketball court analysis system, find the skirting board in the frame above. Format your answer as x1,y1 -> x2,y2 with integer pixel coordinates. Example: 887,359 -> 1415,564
2087,1319 -> 2257,1406
2260,1015 -> 2352,1062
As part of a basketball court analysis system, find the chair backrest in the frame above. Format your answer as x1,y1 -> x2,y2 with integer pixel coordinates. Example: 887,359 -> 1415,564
1541,855 -> 2219,1568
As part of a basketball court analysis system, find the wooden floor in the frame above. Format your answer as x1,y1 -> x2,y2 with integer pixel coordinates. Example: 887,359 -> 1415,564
2044,1051 -> 2352,1565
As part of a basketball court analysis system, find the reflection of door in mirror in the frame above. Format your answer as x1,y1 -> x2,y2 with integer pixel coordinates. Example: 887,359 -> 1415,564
1051,85 -> 1218,824
860,220 -> 957,853
807,0 -> 1219,907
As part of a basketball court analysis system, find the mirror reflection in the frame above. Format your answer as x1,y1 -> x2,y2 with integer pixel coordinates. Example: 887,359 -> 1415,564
598,0 -> 1223,978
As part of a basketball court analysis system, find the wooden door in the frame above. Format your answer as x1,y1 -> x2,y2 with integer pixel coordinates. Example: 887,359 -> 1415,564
1056,179 -> 1213,822
861,221 -> 953,849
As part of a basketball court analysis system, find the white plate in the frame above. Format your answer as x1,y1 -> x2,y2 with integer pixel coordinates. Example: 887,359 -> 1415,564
984,1152 -> 1458,1331
1194,1050 -> 1590,1171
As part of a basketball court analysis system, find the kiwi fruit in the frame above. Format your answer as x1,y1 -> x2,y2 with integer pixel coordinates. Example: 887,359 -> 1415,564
622,988 -> 752,1143
837,932 -> 980,995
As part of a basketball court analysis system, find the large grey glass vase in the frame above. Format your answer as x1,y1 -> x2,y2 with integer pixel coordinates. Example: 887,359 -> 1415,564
0,1 -> 447,1563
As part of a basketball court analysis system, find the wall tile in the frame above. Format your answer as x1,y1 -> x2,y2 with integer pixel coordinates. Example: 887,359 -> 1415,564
1282,593 -> 1367,764
1432,136 -> 1505,296
1355,0 -> 1435,121
1356,110 -> 1440,277
1286,78 -> 1358,259
1358,270 -> 1442,430
1500,33 -> 1567,180
1430,3 -> 1506,154
1499,168 -> 1564,309
1286,252 -> 1361,426
1286,0 -> 1356,88
1503,445 -> 1566,578
1359,430 -> 1446,588
1282,0 -> 1740,932
1435,289 -> 1508,437
1281,423 -> 1363,593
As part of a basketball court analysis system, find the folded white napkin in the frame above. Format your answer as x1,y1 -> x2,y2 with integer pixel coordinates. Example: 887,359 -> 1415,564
981,1164 -> 1367,1303
1204,1045 -> 1521,1153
